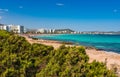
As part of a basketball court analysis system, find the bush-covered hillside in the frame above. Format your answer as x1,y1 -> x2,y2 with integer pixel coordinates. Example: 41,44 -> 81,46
0,30 -> 116,77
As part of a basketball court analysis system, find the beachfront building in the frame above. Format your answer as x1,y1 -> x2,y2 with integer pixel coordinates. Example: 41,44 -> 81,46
54,29 -> 74,34
36,28 -> 47,34
47,29 -> 55,34
8,25 -> 24,33
26,29 -> 37,34
0,24 -> 9,31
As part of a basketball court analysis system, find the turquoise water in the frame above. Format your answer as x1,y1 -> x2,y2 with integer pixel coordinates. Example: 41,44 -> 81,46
34,34 -> 120,53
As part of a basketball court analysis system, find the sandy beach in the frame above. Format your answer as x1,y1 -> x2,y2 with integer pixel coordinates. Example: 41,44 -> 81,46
21,34 -> 120,75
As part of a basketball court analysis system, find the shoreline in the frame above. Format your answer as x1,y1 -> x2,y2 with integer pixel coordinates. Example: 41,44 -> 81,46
21,34 -> 120,74
29,33 -> 120,53
32,36 -> 120,54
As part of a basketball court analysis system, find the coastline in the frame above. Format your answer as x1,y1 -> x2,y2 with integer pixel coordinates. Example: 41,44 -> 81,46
21,34 -> 120,74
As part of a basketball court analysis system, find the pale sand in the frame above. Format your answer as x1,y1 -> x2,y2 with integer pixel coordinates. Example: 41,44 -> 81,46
86,49 -> 120,69
22,35 -> 63,48
22,34 -> 120,75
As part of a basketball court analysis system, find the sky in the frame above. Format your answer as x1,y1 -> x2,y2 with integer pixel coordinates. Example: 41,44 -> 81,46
0,0 -> 120,31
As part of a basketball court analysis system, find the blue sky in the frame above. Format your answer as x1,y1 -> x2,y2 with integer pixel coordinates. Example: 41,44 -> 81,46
0,0 -> 120,31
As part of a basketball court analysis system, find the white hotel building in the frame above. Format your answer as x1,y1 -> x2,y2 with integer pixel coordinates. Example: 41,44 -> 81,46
8,25 -> 24,34
0,24 -> 9,31
0,24 -> 24,34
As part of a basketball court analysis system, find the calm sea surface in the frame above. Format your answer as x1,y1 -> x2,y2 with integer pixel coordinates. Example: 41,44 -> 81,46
34,34 -> 120,53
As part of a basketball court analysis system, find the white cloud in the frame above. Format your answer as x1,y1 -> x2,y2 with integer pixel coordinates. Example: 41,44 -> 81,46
56,3 -> 64,6
19,6 -> 23,9
0,8 -> 8,13
4,9 -> 8,12
0,9 -> 8,11
113,9 -> 118,13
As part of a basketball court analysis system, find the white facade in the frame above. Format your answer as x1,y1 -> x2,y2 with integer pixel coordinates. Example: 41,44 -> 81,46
37,28 -> 47,33
48,29 -> 55,33
0,24 -> 9,31
8,25 -> 24,33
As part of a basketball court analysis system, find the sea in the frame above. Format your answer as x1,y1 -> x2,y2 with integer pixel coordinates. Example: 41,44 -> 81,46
33,34 -> 120,53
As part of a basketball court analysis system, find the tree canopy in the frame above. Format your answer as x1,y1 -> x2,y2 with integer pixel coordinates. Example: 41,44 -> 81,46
0,30 -> 116,77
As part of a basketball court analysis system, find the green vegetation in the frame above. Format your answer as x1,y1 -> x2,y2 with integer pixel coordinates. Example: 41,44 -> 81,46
0,30 -> 116,77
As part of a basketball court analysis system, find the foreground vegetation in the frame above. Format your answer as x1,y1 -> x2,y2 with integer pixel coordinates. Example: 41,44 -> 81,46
0,30 -> 116,77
